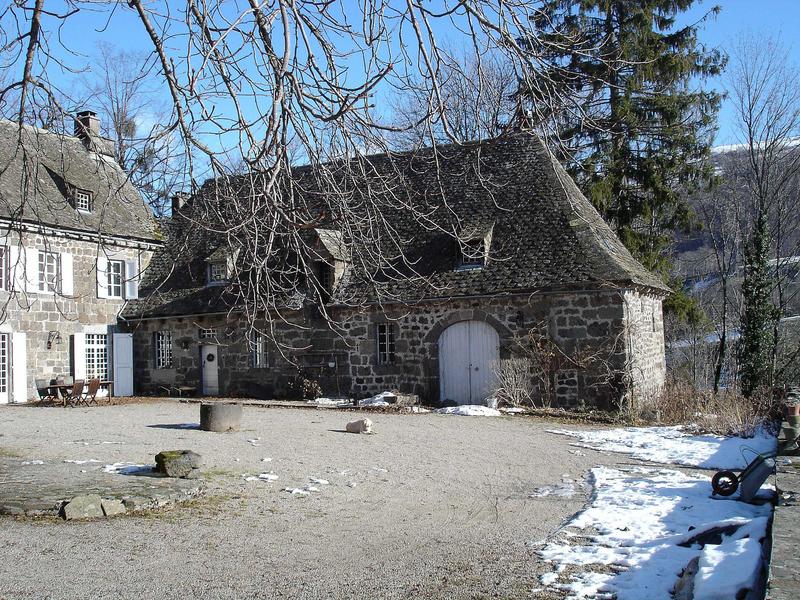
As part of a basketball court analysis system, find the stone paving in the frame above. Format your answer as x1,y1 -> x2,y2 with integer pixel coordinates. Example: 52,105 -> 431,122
0,456 -> 203,517
768,455 -> 800,599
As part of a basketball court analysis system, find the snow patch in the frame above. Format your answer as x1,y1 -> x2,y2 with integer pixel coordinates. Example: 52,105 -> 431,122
548,425 -> 776,469
103,462 -> 152,475
21,460 -> 44,465
63,459 -> 101,464
538,466 -> 772,599
435,405 -> 502,417
245,472 -> 278,482
309,477 -> 330,485
309,397 -> 351,406
283,487 -> 310,496
529,482 -> 576,498
359,391 -> 395,406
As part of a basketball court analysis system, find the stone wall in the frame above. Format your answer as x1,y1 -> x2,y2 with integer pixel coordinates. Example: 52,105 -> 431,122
127,288 -> 666,410
0,228 -> 155,401
622,290 -> 666,403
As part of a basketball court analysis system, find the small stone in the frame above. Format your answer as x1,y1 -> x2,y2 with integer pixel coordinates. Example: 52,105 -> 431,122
155,450 -> 203,478
121,496 -> 147,511
62,494 -> 104,520
101,498 -> 126,517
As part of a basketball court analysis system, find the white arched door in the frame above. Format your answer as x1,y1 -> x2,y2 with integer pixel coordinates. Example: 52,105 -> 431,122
438,320 -> 499,405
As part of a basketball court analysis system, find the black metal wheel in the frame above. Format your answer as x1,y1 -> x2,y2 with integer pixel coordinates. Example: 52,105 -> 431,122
711,470 -> 739,496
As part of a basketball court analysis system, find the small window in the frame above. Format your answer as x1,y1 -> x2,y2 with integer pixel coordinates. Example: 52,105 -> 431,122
38,251 -> 60,293
208,261 -> 227,284
198,328 -> 217,340
376,323 -> 396,365
0,246 -> 7,291
251,332 -> 268,368
316,262 -> 333,292
458,238 -> 485,269
107,260 -> 124,298
85,334 -> 109,380
74,189 -> 92,212
154,331 -> 173,369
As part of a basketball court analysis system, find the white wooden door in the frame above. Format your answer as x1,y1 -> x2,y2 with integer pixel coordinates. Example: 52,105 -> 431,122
201,344 -> 219,396
0,333 -> 9,404
438,320 -> 499,404
113,333 -> 134,397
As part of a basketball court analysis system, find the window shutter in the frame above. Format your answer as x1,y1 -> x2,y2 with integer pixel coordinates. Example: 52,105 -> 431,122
8,245 -> 23,292
96,256 -> 109,299
12,332 -> 27,403
72,333 -> 86,380
25,249 -> 39,293
60,253 -> 74,296
124,260 -> 139,299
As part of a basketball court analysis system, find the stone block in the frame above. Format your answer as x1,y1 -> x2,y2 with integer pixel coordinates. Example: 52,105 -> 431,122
101,498 -> 126,517
200,402 -> 242,432
62,494 -> 104,520
155,449 -> 204,478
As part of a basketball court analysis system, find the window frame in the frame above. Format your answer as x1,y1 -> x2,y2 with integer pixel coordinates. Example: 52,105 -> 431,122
376,322 -> 396,365
0,246 -> 8,292
154,331 -> 173,369
74,188 -> 93,212
316,261 -> 333,292
250,332 -> 268,368
85,333 -> 109,380
208,261 -> 228,284
457,237 -> 486,270
198,327 -> 218,340
38,250 -> 61,293
106,259 -> 124,299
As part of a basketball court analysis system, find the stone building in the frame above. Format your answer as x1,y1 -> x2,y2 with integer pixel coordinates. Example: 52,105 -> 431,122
123,133 -> 668,409
0,114 -> 160,403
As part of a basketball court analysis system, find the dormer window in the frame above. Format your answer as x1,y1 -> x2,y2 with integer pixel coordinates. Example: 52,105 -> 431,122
458,238 -> 486,270
208,261 -> 227,284
455,224 -> 493,271
74,188 -> 92,212
316,262 -> 333,292
205,247 -> 238,286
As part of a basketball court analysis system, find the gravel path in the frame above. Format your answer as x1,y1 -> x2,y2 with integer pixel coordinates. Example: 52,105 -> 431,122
0,402 -> 622,599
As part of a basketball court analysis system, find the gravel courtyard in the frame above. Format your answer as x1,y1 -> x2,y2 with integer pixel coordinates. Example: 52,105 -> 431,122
0,402 -> 622,599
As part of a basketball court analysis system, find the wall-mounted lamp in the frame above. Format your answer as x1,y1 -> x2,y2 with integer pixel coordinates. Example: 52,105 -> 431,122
180,339 -> 191,351
47,330 -> 62,350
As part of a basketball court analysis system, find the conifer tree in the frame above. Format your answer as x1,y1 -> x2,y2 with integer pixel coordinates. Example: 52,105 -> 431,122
521,0 -> 724,276
739,211 -> 777,397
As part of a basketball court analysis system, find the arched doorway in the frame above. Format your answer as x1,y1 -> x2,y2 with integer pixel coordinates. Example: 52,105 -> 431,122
438,320 -> 499,405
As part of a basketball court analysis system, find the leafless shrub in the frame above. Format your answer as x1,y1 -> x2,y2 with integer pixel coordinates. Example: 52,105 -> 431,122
492,357 -> 534,407
629,380 -> 777,438
495,321 -> 624,409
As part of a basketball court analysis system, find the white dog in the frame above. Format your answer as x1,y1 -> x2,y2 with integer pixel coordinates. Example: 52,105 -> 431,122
346,418 -> 373,434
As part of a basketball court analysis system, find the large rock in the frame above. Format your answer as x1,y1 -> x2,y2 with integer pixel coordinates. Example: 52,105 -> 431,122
200,402 -> 242,432
155,450 -> 203,478
62,494 -> 104,520
101,498 -> 126,517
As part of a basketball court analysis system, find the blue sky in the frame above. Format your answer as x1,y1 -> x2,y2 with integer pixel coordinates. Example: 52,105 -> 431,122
680,0 -> 800,144
40,0 -> 800,147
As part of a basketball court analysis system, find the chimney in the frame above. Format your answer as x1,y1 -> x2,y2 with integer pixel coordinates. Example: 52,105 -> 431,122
74,110 -> 100,144
171,192 -> 189,214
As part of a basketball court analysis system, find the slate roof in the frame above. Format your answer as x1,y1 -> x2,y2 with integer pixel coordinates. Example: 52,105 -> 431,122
123,132 -> 668,319
0,120 -> 160,243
